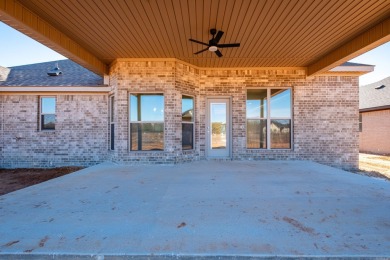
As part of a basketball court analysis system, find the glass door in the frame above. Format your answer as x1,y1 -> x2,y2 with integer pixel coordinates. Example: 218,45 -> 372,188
206,98 -> 230,157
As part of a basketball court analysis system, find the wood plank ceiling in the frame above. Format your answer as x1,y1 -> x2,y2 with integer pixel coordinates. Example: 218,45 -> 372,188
16,0 -> 390,68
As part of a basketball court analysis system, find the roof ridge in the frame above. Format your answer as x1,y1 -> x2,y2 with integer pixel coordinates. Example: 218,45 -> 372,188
8,59 -> 69,69
361,76 -> 390,87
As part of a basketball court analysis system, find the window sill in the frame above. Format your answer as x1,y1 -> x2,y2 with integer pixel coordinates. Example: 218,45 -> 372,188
129,150 -> 165,153
247,148 -> 293,151
182,149 -> 195,154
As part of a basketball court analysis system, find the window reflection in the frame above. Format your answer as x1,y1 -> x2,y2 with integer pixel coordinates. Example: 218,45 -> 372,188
130,123 -> 164,151
42,97 -> 56,114
130,94 -> 164,122
130,94 -> 164,151
41,97 -> 56,130
211,103 -> 226,149
247,89 -> 267,119
271,119 -> 291,149
246,88 -> 292,149
247,119 -> 267,149
270,89 -> 291,118
182,95 -> 194,150
182,123 -> 193,150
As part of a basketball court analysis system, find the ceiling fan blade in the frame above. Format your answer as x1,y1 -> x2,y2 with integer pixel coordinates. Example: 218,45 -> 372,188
215,50 -> 223,57
217,43 -> 240,48
194,47 -> 209,55
189,39 -> 209,46
214,31 -> 224,43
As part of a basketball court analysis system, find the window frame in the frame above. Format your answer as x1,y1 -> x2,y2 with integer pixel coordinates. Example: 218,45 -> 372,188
40,96 -> 56,131
128,92 -> 165,152
246,87 -> 293,150
181,94 -> 195,151
109,95 -> 115,150
359,113 -> 362,132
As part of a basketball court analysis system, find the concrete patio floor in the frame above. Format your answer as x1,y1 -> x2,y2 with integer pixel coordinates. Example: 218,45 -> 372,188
0,160 -> 389,259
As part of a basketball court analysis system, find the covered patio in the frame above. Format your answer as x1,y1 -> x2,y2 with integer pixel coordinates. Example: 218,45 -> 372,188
0,161 -> 389,258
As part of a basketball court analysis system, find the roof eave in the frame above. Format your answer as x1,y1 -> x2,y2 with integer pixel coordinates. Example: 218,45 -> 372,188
329,65 -> 374,76
360,105 -> 390,112
0,86 -> 110,93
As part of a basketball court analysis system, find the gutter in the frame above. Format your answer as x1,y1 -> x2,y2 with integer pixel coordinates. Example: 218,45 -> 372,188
0,86 -> 111,93
360,105 -> 390,113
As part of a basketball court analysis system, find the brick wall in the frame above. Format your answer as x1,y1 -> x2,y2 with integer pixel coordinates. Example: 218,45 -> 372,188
110,60 -> 359,170
109,60 -> 178,164
1,59 -> 359,169
0,94 -> 108,168
360,109 -> 390,154
294,75 -> 359,169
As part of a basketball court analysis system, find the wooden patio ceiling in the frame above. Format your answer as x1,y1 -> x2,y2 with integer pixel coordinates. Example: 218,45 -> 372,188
1,0 -> 390,76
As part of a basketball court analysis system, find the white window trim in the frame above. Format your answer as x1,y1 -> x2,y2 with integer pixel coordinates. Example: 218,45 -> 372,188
182,94 -> 195,151
40,96 -> 56,131
246,87 -> 293,150
128,92 -> 165,152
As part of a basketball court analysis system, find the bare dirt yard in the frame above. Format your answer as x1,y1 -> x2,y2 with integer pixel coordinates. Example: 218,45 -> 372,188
359,153 -> 390,180
0,167 -> 83,196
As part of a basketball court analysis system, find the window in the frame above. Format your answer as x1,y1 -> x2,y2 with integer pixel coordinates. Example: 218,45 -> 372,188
129,93 -> 164,151
359,113 -> 362,132
247,88 -> 292,149
110,95 -> 115,150
40,97 -> 56,130
182,95 -> 194,150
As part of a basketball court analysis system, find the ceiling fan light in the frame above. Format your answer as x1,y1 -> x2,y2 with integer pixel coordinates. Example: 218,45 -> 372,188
208,46 -> 218,52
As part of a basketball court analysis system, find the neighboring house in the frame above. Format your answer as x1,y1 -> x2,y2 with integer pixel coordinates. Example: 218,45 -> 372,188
359,77 -> 390,155
0,1 -> 388,170
0,60 -> 372,169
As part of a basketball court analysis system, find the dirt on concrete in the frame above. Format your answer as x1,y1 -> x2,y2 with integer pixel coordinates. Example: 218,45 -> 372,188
0,167 -> 83,196
358,153 -> 390,180
0,154 -> 388,196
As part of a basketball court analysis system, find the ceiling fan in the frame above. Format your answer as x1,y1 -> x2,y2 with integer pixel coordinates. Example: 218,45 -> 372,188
189,28 -> 240,57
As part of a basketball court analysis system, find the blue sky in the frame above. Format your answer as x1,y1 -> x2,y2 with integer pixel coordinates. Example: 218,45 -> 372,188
350,42 -> 390,86
0,22 -> 66,66
0,21 -> 389,86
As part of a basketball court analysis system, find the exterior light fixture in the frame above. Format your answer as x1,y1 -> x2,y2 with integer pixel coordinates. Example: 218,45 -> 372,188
208,46 -> 218,52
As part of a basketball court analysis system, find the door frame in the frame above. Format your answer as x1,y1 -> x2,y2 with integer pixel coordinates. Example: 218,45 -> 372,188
205,96 -> 232,158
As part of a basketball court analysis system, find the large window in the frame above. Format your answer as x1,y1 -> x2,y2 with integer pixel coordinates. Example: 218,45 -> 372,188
182,95 -> 194,150
247,88 -> 292,149
129,93 -> 164,151
40,97 -> 56,130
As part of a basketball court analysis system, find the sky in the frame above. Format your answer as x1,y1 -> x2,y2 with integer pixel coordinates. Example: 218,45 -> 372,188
0,21 -> 389,86
0,22 -> 66,67
350,42 -> 390,86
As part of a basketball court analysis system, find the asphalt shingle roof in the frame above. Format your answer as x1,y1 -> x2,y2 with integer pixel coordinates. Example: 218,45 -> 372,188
360,76 -> 390,110
341,61 -> 374,67
0,59 -> 102,86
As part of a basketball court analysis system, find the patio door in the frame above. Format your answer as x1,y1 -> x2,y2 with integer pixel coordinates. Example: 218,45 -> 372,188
206,98 -> 231,158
